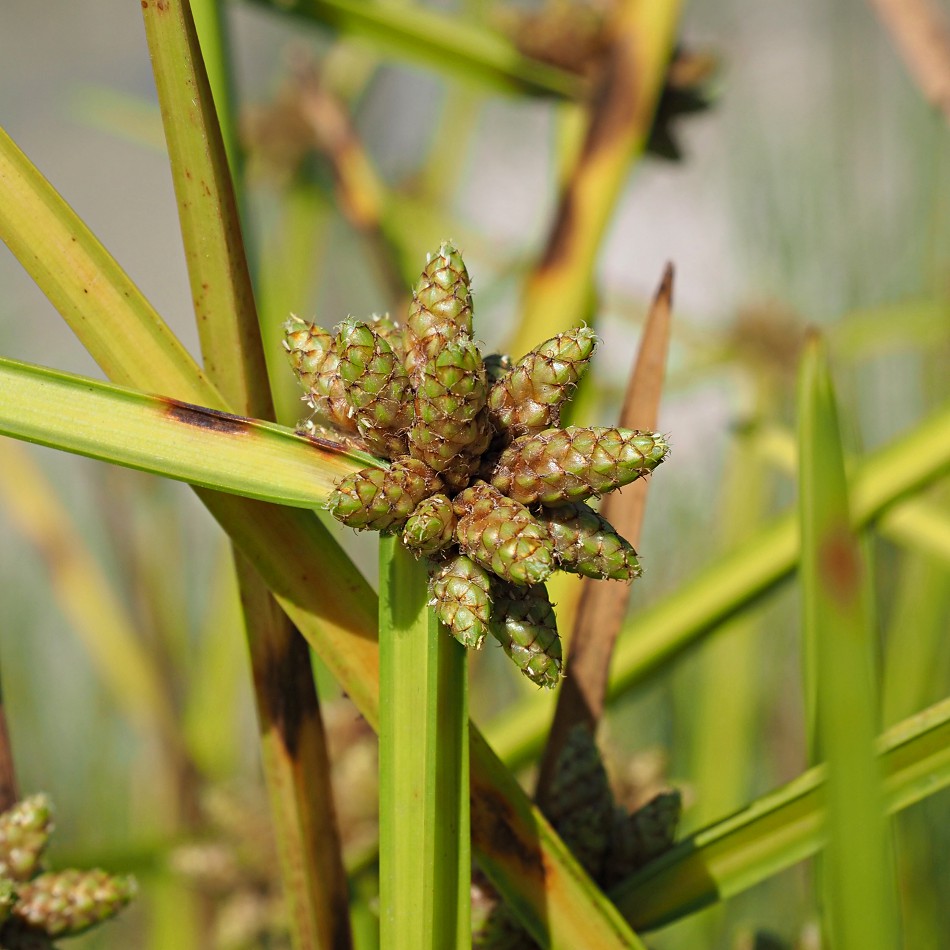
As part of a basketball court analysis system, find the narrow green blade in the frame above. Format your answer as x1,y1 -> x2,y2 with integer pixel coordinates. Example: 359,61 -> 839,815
378,537 -> 470,949
797,332 -> 898,946
0,356 -> 371,507
612,693 -> 950,931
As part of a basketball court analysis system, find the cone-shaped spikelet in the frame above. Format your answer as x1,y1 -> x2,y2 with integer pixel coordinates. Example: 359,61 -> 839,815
543,725 -> 615,879
489,580 -> 562,688
408,339 -> 491,489
537,502 -> 642,580
405,242 -> 474,386
402,493 -> 456,556
491,426 -> 668,506
368,312 -> 405,360
488,327 -> 597,439
454,482 -> 554,586
282,316 -> 356,433
0,794 -> 53,882
603,790 -> 681,886
336,319 -> 412,458
12,869 -> 137,937
429,554 -> 493,649
328,457 -> 442,531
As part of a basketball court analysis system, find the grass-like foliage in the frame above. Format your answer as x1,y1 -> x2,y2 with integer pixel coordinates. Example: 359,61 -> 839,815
1,1 -> 949,948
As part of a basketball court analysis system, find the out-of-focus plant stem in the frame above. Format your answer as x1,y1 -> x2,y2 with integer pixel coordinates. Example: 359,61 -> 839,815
510,0 -> 681,357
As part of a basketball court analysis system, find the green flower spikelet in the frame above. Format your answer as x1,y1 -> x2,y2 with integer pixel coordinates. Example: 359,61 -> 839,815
336,319 -> 412,458
282,316 -> 356,435
488,580 -> 562,689
403,493 -> 456,556
488,327 -> 597,440
429,553 -> 493,649
329,458 -> 442,532
537,501 -> 642,581
454,482 -> 554,587
491,426 -> 669,506
404,242 -> 474,387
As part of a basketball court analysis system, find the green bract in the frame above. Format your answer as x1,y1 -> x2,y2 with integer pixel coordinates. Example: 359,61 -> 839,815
283,244 -> 669,686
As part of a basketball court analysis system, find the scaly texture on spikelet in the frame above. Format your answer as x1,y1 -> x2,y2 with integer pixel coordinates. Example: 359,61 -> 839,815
328,457 -> 442,531
12,869 -> 137,937
537,502 -> 642,580
488,327 -> 597,439
336,319 -> 412,458
428,554 -> 493,649
488,580 -> 561,688
402,493 -> 457,556
602,790 -> 681,886
491,426 -> 669,506
408,339 -> 491,489
368,312 -> 405,360
0,795 -> 53,882
282,316 -> 356,433
454,483 -> 554,586
543,725 -> 615,880
404,242 -> 474,386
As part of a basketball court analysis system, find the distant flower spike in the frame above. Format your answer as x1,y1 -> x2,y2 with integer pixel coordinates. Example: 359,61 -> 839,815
603,790 -> 682,886
491,426 -> 669,506
282,316 -> 356,433
0,793 -> 53,882
403,493 -> 457,556
454,482 -> 554,587
537,502 -> 642,580
328,457 -> 442,531
489,580 -> 562,689
336,319 -> 412,459
429,553 -> 493,649
543,725 -> 615,879
12,869 -> 137,938
488,327 -> 597,439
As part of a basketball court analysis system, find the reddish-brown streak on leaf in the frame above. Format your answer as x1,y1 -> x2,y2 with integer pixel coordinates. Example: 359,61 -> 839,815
470,776 -> 544,880
819,527 -> 861,607
254,629 -> 319,758
162,397 -> 251,434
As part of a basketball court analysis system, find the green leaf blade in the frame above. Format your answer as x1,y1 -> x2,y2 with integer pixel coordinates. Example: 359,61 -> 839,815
0,357 -> 370,508
797,332 -> 898,947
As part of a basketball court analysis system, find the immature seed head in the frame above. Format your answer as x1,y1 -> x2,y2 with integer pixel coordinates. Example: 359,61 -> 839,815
491,426 -> 669,506
488,579 -> 562,688
428,553 -> 493,649
453,482 -> 554,587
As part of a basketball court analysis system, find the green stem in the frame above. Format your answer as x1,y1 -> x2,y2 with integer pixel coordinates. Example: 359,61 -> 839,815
378,537 -> 470,949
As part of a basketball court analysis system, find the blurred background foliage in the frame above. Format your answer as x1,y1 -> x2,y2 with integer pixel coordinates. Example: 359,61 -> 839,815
1,0 -> 948,946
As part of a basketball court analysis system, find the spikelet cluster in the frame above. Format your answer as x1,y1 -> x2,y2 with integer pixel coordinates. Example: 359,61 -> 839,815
0,796 -> 135,947
285,243 -> 669,687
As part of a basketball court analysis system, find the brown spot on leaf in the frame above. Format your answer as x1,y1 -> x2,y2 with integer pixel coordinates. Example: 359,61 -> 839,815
819,527 -> 861,607
470,773 -> 544,881
163,398 -> 251,434
255,630 -> 319,758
